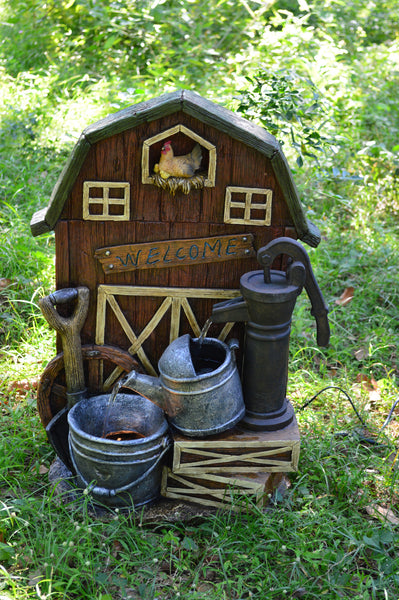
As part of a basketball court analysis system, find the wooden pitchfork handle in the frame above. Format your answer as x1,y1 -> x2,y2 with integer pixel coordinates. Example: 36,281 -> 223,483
39,287 -> 89,404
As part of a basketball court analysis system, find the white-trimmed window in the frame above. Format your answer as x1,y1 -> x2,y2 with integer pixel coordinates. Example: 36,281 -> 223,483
83,181 -> 130,221
224,186 -> 273,226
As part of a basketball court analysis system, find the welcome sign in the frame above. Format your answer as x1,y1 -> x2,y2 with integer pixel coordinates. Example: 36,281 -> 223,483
95,234 -> 255,274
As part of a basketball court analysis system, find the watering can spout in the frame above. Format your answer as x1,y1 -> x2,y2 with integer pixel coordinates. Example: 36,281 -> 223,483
122,371 -> 170,415
122,334 -> 245,436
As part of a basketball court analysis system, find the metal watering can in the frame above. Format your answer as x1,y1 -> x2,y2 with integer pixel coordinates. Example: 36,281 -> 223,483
123,334 -> 245,437
211,237 -> 330,431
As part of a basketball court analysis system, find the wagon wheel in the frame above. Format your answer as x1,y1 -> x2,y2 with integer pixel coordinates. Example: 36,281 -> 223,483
37,344 -> 141,427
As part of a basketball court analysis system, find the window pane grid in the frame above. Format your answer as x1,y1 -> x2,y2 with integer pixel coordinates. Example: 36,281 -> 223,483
224,186 -> 272,226
83,181 -> 130,221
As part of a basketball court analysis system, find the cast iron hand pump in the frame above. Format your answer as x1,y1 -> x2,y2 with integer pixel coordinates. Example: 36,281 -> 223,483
211,237 -> 330,431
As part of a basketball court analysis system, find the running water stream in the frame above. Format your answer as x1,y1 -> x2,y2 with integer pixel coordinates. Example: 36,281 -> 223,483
101,378 -> 147,441
198,317 -> 213,345
101,378 -> 124,439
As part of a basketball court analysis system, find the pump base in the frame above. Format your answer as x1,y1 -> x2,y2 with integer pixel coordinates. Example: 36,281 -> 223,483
240,399 -> 295,432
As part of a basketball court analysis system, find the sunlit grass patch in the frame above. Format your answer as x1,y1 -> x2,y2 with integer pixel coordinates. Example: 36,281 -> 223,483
0,0 -> 398,598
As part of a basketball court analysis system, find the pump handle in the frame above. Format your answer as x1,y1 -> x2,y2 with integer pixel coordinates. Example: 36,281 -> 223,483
257,237 -> 330,347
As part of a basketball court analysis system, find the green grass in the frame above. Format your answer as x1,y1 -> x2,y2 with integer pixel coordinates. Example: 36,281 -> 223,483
0,0 -> 398,598
1,393 -> 398,599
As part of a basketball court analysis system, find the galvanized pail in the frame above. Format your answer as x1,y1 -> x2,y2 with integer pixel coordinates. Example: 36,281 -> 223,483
68,393 -> 171,508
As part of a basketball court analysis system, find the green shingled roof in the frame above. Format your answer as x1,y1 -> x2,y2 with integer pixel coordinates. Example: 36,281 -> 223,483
30,89 -> 320,247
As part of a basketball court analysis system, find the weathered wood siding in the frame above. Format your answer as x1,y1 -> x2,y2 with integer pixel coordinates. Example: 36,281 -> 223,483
55,110 -> 296,366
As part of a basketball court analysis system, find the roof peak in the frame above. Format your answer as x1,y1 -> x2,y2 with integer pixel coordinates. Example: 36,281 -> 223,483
30,89 -> 320,247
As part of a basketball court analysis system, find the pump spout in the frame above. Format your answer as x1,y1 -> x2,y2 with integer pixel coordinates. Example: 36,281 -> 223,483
211,297 -> 249,324
307,281 -> 330,347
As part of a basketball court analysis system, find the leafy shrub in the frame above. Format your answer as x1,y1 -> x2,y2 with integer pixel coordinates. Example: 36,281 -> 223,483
236,68 -> 333,167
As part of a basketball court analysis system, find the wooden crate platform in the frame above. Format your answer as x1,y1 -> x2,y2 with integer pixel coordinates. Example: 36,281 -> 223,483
161,468 -> 285,511
171,416 -> 300,475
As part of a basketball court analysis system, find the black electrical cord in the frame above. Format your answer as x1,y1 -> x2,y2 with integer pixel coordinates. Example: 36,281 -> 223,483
297,385 -> 399,446
299,385 -> 367,426
380,397 -> 399,432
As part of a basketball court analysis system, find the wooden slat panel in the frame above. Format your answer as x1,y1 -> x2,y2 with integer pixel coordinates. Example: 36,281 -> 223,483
172,419 -> 300,474
95,285 -> 240,373
162,468 -> 284,510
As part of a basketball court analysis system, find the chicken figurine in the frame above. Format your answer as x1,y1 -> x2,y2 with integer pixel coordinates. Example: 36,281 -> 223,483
154,141 -> 202,179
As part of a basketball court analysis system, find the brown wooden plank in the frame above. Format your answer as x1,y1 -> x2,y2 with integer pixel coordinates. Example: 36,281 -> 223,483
203,127 -> 233,224
64,221 -> 105,346
94,234 -> 255,275
54,220 -> 71,353
54,220 -> 70,287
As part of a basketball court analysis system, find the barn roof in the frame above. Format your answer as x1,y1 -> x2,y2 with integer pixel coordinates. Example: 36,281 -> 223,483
30,89 -> 320,246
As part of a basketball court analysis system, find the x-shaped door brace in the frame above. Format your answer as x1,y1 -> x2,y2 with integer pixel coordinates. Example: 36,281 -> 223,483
95,285 -> 241,388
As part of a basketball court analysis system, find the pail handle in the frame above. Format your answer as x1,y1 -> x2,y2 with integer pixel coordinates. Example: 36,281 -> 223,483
70,437 -> 171,499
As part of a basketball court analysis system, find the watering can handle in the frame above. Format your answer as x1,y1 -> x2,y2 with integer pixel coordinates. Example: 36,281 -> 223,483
39,287 -> 89,399
257,238 -> 330,347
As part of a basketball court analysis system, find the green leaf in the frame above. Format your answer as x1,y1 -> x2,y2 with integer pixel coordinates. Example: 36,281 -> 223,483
103,35 -> 121,50
0,542 -> 16,562
181,536 -> 199,551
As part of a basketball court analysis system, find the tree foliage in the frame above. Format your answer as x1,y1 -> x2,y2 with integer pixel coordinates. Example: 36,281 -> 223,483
0,3 -> 399,599
236,69 -> 332,167
0,0 -> 398,352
